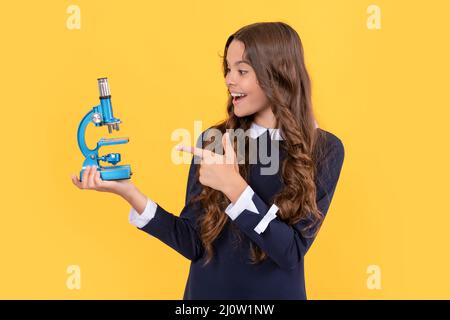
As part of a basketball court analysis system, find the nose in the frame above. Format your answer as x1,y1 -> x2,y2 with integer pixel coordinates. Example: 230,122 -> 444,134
225,78 -> 234,88
225,71 -> 237,88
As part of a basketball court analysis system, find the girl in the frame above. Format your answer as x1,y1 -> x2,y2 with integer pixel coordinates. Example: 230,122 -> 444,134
72,22 -> 345,300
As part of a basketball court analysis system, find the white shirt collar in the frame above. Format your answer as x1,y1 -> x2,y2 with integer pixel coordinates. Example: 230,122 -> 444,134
247,120 -> 318,140
248,122 -> 284,140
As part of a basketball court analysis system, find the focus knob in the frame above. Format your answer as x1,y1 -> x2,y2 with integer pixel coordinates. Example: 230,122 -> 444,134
92,112 -> 102,124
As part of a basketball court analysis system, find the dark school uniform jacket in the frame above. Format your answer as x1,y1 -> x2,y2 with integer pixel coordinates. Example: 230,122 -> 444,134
130,126 -> 345,299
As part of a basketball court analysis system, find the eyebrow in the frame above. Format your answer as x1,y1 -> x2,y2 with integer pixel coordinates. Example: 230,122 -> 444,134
226,59 -> 250,66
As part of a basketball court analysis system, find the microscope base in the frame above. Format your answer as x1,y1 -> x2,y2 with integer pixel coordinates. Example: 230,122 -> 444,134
80,165 -> 132,181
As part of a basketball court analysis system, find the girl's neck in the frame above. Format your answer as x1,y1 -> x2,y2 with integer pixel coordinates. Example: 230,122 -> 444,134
253,106 -> 277,129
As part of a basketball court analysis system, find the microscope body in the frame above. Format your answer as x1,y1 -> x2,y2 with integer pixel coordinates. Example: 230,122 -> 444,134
77,78 -> 132,181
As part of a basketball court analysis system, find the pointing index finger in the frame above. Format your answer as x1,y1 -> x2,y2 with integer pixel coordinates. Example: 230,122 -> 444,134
176,145 -> 207,158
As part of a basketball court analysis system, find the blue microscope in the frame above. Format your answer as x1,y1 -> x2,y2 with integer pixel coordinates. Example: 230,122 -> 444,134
77,77 -> 132,181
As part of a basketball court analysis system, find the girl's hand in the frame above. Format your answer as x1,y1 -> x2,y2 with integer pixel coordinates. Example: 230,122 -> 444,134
177,132 -> 248,203
71,165 -> 136,198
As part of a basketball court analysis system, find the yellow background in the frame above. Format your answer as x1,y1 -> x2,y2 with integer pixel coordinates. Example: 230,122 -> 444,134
0,0 -> 448,299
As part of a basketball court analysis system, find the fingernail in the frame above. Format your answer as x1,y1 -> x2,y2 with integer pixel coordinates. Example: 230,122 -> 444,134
176,145 -> 182,151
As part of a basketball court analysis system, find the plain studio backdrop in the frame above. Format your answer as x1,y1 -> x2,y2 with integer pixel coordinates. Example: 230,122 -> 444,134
0,0 -> 448,299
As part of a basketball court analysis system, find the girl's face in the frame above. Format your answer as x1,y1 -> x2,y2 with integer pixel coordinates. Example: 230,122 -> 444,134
225,40 -> 271,118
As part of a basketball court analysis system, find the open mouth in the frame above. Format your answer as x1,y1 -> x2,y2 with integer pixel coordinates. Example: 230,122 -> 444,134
231,93 -> 247,105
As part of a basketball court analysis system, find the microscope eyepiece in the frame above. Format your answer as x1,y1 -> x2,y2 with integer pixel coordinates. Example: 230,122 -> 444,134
97,77 -> 111,98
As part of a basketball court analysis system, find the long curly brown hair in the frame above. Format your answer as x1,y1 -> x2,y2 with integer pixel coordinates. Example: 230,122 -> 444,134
191,22 -> 329,266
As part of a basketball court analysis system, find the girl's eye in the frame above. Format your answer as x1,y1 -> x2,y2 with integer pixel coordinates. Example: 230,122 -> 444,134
225,68 -> 248,75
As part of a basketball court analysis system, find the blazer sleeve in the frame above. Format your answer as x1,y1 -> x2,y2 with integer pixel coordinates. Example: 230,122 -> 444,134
135,139 -> 205,262
227,136 -> 345,271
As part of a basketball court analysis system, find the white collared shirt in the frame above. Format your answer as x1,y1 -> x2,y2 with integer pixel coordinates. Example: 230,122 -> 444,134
248,122 -> 284,140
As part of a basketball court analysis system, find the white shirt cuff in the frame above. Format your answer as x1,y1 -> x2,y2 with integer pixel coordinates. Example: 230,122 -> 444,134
254,204 -> 279,234
129,198 -> 157,228
225,185 -> 259,220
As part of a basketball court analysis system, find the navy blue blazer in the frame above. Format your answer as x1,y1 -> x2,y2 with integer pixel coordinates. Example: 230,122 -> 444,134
137,128 -> 345,299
